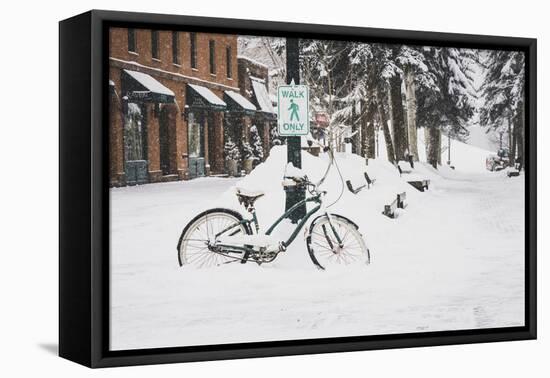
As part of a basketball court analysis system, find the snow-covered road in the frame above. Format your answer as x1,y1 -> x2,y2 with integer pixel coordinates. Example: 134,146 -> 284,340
109,165 -> 524,350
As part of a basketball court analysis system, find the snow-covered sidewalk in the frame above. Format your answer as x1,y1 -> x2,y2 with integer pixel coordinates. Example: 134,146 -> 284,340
109,156 -> 524,350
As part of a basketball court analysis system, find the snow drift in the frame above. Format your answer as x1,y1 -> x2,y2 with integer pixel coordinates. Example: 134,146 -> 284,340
109,143 -> 525,350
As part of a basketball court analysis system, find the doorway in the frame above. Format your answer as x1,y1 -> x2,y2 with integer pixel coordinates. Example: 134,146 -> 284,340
124,102 -> 148,185
187,112 -> 205,178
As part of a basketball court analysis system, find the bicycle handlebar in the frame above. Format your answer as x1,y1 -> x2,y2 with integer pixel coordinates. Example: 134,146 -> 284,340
282,142 -> 336,193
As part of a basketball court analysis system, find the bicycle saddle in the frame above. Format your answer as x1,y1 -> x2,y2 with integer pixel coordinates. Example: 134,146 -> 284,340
235,187 -> 265,208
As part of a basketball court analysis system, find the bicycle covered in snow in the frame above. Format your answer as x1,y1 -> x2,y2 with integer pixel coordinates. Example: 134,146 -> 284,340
177,145 -> 370,270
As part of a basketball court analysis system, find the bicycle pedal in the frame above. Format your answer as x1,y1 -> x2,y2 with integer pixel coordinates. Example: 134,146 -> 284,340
240,250 -> 251,264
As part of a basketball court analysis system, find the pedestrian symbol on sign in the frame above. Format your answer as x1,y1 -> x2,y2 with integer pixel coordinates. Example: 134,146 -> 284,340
277,83 -> 309,136
288,99 -> 300,122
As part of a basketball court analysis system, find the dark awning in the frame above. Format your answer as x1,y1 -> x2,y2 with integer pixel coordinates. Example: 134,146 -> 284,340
122,69 -> 175,103
186,84 -> 226,111
224,90 -> 257,115
250,77 -> 276,118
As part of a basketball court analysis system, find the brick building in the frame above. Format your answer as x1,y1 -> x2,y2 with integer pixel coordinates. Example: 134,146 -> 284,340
109,27 -> 273,186
236,56 -> 277,159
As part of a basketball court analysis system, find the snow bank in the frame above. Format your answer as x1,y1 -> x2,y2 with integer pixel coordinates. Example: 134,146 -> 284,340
110,143 -> 524,350
220,145 -> 429,268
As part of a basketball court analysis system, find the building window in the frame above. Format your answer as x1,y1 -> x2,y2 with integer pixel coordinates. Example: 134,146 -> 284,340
226,46 -> 232,78
172,31 -> 180,65
128,29 -> 136,53
124,103 -> 145,161
190,33 -> 197,69
151,30 -> 159,60
209,40 -> 216,75
187,113 -> 203,158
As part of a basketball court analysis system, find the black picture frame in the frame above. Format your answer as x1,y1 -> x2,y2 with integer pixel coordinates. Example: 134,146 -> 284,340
59,9 -> 537,368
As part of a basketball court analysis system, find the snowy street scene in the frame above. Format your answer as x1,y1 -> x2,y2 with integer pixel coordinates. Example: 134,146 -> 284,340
108,29 -> 526,350
110,138 -> 524,350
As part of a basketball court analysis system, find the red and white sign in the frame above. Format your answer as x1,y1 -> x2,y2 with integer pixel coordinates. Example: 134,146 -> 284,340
314,112 -> 329,128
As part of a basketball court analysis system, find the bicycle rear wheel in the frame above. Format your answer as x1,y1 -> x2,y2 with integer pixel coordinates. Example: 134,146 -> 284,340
177,208 -> 250,268
306,214 -> 370,270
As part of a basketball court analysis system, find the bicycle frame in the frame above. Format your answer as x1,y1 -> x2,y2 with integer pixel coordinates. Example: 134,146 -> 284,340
265,194 -> 322,248
213,191 -> 342,256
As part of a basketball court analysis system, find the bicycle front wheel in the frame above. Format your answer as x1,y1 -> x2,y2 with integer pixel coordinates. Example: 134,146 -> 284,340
177,208 -> 250,268
306,214 -> 370,270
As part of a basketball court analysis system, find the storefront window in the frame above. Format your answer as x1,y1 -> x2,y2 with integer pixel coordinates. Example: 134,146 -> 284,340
124,103 -> 145,161
224,115 -> 241,147
188,113 -> 202,158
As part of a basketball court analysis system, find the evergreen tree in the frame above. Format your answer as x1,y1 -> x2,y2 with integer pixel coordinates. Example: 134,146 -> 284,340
347,43 -> 398,163
300,39 -> 353,151
249,125 -> 264,165
388,54 -> 408,161
394,45 -> 437,161
300,40 -> 480,168
242,141 -> 253,160
480,51 -> 525,166
224,136 -> 241,161
417,47 -> 477,167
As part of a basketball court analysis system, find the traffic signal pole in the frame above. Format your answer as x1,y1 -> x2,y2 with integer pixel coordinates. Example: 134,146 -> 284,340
285,38 -> 306,223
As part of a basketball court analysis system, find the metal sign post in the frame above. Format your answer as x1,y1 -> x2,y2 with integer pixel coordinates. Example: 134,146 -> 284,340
284,38 -> 306,223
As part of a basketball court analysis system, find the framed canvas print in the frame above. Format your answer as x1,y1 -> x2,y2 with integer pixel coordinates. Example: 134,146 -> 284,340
59,10 -> 537,368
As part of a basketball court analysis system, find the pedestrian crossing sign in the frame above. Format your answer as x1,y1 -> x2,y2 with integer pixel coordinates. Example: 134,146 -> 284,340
277,84 -> 309,136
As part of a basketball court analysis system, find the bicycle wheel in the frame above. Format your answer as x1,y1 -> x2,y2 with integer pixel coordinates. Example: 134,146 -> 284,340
306,214 -> 370,270
177,208 -> 250,268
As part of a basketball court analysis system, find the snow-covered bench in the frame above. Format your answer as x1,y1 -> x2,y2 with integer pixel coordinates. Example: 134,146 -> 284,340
346,172 -> 376,194
383,192 -> 407,219
507,162 -> 523,177
396,159 -> 430,192
397,161 -> 413,176
407,179 -> 430,192
396,155 -> 415,175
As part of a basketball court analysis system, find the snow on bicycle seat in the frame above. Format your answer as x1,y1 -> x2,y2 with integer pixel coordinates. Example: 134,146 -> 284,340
235,187 -> 265,200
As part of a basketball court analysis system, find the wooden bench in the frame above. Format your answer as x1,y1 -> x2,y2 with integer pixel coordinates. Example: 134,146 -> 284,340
364,172 -> 376,188
507,162 -> 523,177
382,192 -> 407,218
406,154 -> 415,169
397,161 -> 413,176
396,158 -> 430,192
346,180 -> 366,194
397,155 -> 418,176
407,179 -> 430,192
346,171 -> 376,194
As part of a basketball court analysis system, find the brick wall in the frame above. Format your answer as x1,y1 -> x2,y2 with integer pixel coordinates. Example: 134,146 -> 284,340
237,57 -> 273,161
109,28 -> 238,89
237,56 -> 269,100
108,27 -> 239,186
